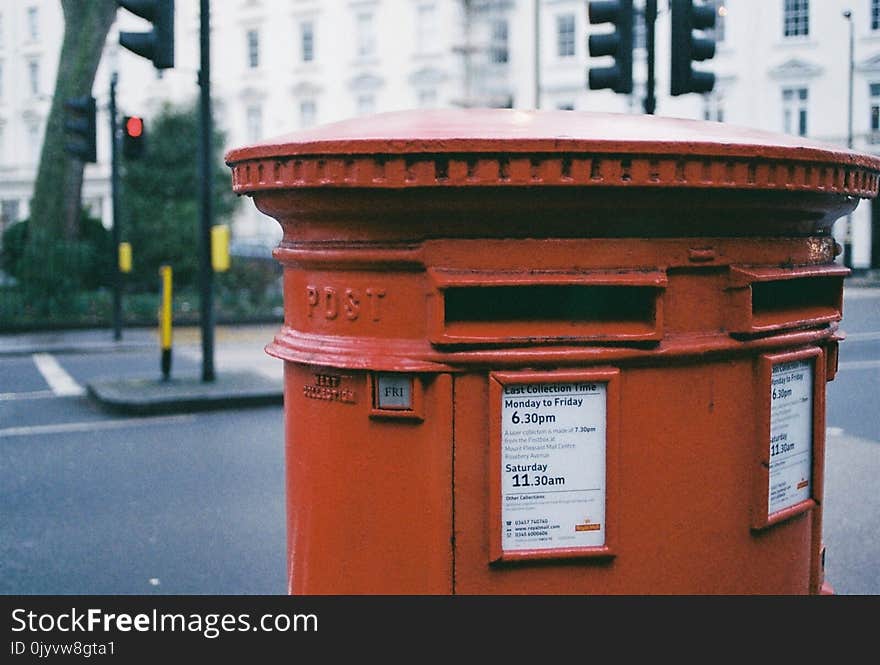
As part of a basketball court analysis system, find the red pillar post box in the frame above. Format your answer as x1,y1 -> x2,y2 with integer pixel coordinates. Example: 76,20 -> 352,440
225,110 -> 880,594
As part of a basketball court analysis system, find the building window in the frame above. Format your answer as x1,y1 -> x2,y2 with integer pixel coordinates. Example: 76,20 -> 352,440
416,4 -> 438,54
356,12 -> 375,58
246,29 -> 260,69
782,87 -> 808,136
870,83 -> 880,140
27,121 -> 40,163
873,0 -> 880,31
783,0 -> 809,38
301,22 -> 314,63
418,88 -> 437,108
246,104 -> 262,141
357,93 -> 375,116
26,6 -> 38,40
557,14 -> 575,58
28,58 -> 39,96
490,19 -> 508,64
300,99 -> 316,128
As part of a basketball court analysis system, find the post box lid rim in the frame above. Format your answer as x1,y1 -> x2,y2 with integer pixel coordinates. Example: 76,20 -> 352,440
225,109 -> 880,169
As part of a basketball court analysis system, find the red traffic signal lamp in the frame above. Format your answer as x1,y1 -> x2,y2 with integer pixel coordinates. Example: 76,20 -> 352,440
122,115 -> 145,159
125,115 -> 144,138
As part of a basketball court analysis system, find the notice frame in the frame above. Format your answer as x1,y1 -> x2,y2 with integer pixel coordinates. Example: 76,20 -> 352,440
488,368 -> 619,563
752,347 -> 826,531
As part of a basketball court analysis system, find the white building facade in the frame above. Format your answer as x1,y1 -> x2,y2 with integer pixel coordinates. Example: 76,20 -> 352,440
1,0 -> 878,268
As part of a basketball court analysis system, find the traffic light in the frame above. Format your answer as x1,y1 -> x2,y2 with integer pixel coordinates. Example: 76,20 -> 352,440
122,115 -> 145,160
64,95 -> 97,163
587,0 -> 633,94
670,0 -> 716,96
117,0 -> 174,70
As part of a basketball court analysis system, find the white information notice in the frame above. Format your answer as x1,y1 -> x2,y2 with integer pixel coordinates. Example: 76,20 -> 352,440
768,359 -> 814,516
500,381 -> 606,552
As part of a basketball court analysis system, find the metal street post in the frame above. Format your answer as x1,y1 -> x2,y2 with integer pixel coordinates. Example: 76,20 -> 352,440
198,0 -> 215,382
644,0 -> 657,114
110,72 -> 122,341
843,9 -> 854,269
534,0 -> 541,109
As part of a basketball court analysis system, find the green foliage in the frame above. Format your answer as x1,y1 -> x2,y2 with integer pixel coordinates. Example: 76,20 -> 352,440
122,101 -> 239,292
0,275 -> 281,331
0,219 -> 29,278
216,258 -> 283,319
78,213 -> 116,289
0,210 -> 114,315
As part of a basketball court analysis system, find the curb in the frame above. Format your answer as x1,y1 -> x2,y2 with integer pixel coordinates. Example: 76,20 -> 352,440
0,342 -> 155,358
86,371 -> 283,416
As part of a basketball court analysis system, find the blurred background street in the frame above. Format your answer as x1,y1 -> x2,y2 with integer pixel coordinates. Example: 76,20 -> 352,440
0,285 -> 877,595
0,324 -> 287,594
823,285 -> 880,595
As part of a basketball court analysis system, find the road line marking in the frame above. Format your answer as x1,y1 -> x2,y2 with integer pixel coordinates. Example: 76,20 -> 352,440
838,359 -> 880,370
31,353 -> 85,397
0,390 -> 56,402
0,414 -> 195,439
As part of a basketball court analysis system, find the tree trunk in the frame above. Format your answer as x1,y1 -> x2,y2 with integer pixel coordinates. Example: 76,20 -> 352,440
29,0 -> 117,240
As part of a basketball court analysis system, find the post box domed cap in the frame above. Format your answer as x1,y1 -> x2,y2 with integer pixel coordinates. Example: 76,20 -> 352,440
225,109 -> 880,197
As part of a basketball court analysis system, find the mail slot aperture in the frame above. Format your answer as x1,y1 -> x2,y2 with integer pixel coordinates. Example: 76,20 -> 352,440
429,269 -> 666,345
727,265 -> 848,336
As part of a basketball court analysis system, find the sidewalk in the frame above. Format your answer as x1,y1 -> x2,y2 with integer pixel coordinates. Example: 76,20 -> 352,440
0,323 -> 285,415
0,326 -> 156,356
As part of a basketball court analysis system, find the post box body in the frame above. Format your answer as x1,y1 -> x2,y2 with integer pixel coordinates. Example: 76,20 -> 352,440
226,110 -> 880,594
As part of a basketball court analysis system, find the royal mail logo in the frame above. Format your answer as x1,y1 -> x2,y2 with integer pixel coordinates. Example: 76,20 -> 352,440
797,479 -> 809,490
575,522 -> 601,532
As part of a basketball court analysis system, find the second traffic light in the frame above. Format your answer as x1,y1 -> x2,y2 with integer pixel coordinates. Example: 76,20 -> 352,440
587,0 -> 633,94
64,96 -> 97,163
670,0 -> 716,96
118,0 -> 174,70
122,115 -> 145,160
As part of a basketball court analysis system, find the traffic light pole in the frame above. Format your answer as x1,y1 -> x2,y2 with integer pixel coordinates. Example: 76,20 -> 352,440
643,0 -> 656,115
534,0 -> 541,109
844,9 -> 854,269
198,0 -> 215,382
110,72 -> 122,341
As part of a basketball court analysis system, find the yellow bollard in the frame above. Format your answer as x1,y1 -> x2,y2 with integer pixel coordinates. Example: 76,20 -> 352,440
211,224 -> 230,272
159,265 -> 173,381
118,242 -> 132,273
